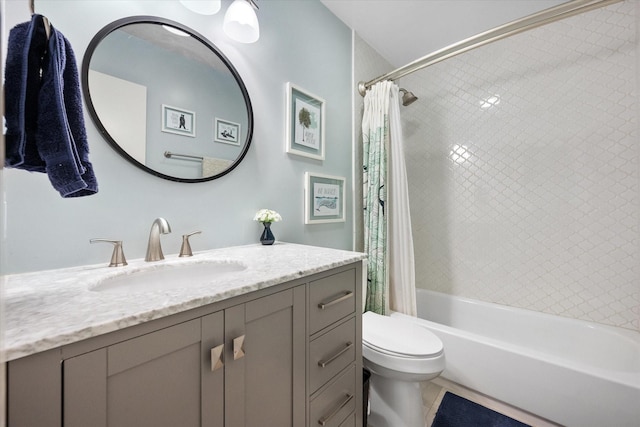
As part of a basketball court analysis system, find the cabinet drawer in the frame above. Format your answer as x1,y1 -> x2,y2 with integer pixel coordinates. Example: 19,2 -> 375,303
310,365 -> 356,427
310,269 -> 356,334
310,317 -> 356,393
339,412 -> 356,427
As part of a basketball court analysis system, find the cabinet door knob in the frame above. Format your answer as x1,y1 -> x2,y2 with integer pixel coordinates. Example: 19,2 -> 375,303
318,291 -> 353,310
210,344 -> 224,372
318,393 -> 353,426
233,335 -> 246,360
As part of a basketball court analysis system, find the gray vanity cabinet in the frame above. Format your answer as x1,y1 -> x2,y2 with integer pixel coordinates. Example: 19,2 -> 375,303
62,287 -> 305,427
63,318 -> 209,427
6,262 -> 362,427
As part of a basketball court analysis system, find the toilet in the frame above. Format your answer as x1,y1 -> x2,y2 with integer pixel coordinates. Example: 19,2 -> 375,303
362,311 -> 445,427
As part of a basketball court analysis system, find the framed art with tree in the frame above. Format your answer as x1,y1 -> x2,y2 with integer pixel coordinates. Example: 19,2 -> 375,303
285,82 -> 325,160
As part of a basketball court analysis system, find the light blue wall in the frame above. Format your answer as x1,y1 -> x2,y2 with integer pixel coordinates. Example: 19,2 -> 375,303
2,0 -> 353,274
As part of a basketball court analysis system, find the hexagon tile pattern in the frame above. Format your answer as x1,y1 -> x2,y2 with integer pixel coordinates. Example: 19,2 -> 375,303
401,0 -> 638,330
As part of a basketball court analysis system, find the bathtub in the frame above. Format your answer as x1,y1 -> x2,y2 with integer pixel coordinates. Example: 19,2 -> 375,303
391,289 -> 640,427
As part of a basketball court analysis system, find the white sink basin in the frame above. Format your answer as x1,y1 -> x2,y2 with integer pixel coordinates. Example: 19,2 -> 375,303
91,260 -> 248,293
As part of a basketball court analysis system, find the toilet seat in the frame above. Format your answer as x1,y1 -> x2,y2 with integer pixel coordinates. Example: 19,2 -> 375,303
362,311 -> 443,358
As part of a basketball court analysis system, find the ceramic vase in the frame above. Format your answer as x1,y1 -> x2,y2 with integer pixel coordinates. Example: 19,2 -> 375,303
260,222 -> 275,245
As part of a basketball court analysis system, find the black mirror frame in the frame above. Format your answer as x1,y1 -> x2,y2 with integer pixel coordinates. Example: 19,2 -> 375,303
81,16 -> 254,183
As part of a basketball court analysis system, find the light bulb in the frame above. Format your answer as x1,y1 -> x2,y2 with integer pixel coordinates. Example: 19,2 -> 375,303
223,0 -> 260,43
179,0 -> 221,15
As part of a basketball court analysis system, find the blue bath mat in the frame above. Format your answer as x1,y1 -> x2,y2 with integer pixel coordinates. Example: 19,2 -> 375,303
431,392 -> 531,427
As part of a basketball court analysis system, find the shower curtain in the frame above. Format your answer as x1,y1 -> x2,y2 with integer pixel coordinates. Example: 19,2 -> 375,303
362,81 -> 417,316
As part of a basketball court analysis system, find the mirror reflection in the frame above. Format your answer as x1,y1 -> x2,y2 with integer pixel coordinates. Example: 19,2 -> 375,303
82,17 -> 253,182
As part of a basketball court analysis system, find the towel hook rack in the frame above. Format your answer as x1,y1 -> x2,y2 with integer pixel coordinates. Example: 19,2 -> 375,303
28,0 -> 51,39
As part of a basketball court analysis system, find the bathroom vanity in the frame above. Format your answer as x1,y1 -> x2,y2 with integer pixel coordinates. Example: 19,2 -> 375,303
4,243 -> 365,427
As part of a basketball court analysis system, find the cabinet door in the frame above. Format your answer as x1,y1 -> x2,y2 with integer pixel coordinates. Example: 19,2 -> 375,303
225,286 -> 306,427
63,319 -> 205,427
7,348 -> 62,427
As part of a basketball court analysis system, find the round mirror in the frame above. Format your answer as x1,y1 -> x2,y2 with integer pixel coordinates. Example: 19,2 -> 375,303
82,16 -> 253,182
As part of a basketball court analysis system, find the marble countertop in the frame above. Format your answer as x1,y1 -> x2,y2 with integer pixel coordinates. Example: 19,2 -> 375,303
2,243 -> 366,362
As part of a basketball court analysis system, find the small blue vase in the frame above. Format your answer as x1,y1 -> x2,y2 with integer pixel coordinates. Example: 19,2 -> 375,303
260,222 -> 275,245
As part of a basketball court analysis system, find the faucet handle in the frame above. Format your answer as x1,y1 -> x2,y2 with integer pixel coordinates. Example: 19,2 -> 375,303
179,231 -> 202,257
90,239 -> 128,267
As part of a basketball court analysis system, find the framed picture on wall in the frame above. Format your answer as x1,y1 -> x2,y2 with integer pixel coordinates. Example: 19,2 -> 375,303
214,118 -> 241,145
286,83 -> 325,160
162,104 -> 196,137
304,172 -> 345,224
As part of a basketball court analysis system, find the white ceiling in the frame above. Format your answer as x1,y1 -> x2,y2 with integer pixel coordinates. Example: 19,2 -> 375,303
320,0 -> 568,68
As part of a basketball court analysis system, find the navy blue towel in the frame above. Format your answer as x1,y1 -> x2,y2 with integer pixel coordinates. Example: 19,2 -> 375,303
4,15 -> 46,171
4,14 -> 98,198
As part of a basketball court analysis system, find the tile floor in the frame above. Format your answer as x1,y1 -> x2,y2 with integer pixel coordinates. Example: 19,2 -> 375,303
366,377 -> 561,427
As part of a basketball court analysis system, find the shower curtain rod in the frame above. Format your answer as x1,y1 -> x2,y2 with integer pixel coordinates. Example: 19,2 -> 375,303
358,0 -> 621,95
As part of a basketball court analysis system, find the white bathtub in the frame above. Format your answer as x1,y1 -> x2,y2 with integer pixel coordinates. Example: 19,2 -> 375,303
391,289 -> 640,427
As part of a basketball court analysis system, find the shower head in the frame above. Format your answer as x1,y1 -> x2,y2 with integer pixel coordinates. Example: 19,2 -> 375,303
399,88 -> 418,106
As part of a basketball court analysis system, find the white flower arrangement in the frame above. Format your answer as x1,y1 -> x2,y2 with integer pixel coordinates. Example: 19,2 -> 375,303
253,209 -> 282,224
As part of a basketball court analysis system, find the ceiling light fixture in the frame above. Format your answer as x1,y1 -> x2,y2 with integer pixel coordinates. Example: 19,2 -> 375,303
223,0 -> 260,43
179,0 -> 221,15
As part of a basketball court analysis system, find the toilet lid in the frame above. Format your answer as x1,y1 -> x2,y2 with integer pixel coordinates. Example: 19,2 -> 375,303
362,311 -> 443,357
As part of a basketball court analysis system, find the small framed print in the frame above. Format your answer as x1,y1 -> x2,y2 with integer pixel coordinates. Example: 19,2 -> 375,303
215,118 -> 241,145
286,82 -> 325,161
304,172 -> 345,224
162,104 -> 196,137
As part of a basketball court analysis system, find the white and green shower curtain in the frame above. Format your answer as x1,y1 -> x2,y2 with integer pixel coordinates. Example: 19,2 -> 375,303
362,81 -> 417,316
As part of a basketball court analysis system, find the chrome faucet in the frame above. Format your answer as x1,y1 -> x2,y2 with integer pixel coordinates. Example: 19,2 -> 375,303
145,217 -> 171,262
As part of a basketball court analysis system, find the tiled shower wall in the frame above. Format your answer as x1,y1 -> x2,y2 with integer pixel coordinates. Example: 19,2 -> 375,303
401,0 -> 638,330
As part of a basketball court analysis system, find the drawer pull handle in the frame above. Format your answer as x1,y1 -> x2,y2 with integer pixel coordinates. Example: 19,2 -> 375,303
210,344 -> 224,372
318,393 -> 354,426
233,335 -> 246,360
318,342 -> 353,368
318,291 -> 353,310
